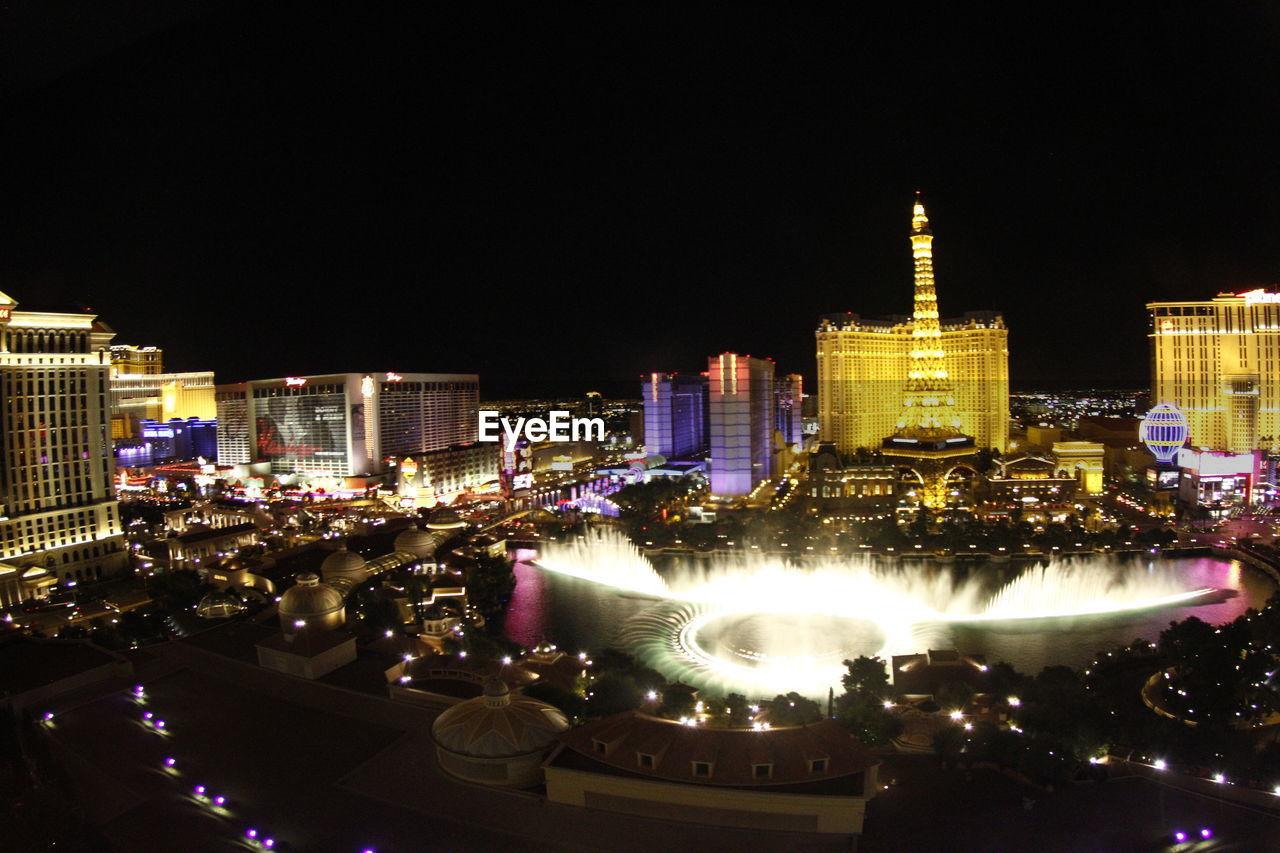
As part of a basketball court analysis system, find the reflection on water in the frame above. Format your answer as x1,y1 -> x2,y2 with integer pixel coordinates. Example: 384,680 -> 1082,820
504,546 -> 1274,696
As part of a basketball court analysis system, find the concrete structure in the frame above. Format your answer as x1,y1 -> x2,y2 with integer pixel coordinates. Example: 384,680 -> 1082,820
642,372 -> 709,459
0,290 -> 127,586
544,713 -> 880,835
215,372 -> 479,481
708,353 -> 775,496
816,202 -> 1008,455
431,678 -> 569,787
1148,289 -> 1280,453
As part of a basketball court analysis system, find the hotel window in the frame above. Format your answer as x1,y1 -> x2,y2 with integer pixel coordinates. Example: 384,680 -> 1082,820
692,761 -> 712,778
637,752 -> 655,769
593,739 -> 607,755
809,758 -> 829,774
752,763 -> 773,779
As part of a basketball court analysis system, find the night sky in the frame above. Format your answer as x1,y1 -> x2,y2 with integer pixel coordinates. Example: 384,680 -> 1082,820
3,4 -> 1278,397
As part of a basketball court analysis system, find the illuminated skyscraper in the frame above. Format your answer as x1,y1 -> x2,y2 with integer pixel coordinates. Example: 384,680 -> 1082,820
1148,289 -> 1280,453
774,373 -> 804,450
0,291 -> 126,585
215,372 -> 479,480
642,373 -> 708,459
708,353 -> 774,496
815,199 -> 1008,455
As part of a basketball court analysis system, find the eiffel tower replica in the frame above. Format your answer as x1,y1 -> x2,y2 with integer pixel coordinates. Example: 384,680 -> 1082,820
881,194 -> 978,509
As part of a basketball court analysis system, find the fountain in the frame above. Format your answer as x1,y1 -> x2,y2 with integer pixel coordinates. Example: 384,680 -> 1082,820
525,528 -> 1241,697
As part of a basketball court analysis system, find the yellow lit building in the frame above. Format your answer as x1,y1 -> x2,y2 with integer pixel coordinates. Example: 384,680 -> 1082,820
109,344 -> 163,376
816,208 -> 1009,456
1148,290 -> 1280,453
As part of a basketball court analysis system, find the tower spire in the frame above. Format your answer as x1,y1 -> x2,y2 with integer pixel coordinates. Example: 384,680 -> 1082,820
895,194 -> 961,439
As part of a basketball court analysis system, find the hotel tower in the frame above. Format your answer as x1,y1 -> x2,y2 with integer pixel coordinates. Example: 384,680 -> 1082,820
1148,289 -> 1280,453
816,197 -> 1009,456
0,290 -> 126,593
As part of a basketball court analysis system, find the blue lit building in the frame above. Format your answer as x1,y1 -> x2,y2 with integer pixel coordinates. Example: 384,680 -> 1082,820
642,373 -> 709,459
118,418 -> 218,466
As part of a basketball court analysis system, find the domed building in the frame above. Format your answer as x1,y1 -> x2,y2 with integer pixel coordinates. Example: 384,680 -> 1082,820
393,525 -> 439,560
320,542 -> 368,589
277,572 -> 345,631
258,572 -> 356,680
195,589 -> 245,620
425,507 -> 467,532
431,677 -> 569,787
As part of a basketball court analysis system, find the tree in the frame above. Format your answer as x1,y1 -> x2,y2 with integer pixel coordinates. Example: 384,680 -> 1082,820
768,692 -> 822,726
834,692 -> 903,746
585,673 -> 644,718
657,689 -> 696,720
936,680 -> 976,713
842,656 -> 891,697
523,682 -> 585,720
466,554 -> 517,618
724,692 -> 750,727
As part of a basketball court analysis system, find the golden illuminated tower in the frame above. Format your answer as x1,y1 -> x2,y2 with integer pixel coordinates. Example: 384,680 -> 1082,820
895,194 -> 963,439
881,195 -> 979,509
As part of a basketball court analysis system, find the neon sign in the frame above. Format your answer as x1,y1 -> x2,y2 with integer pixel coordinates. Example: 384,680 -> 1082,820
1240,289 -> 1280,306
0,308 -> 10,320
284,377 -> 307,387
386,371 -> 403,382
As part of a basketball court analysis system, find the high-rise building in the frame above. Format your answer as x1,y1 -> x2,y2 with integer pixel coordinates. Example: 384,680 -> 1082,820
1148,289 -> 1280,453
215,372 -> 479,480
642,373 -> 709,459
816,203 -> 1009,455
774,373 -> 804,449
0,291 -> 127,584
708,353 -> 775,496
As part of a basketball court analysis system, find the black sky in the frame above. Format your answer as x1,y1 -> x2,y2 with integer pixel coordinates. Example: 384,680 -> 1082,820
2,4 -> 1279,397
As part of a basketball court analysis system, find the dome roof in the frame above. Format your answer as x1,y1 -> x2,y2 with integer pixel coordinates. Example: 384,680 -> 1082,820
320,542 -> 367,578
393,526 -> 438,559
196,589 -> 244,619
426,507 -> 466,530
278,573 -> 344,620
432,680 -> 569,758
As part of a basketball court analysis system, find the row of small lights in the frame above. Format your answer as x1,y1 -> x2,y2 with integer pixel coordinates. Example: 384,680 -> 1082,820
45,684 -> 378,853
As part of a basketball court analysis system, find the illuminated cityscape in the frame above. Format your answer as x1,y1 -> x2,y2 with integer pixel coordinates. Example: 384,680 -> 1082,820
5,6 -> 1280,852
